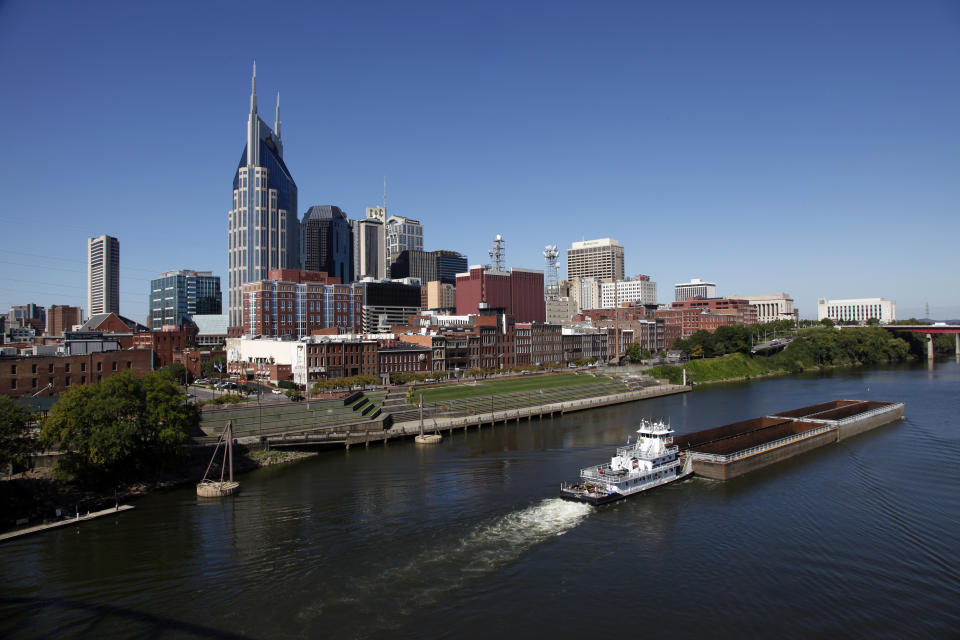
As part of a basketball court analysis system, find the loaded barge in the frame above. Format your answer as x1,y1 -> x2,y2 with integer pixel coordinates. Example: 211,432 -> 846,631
676,400 -> 905,481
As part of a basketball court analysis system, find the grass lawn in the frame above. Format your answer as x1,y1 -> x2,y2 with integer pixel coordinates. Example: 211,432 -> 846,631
415,373 -> 609,404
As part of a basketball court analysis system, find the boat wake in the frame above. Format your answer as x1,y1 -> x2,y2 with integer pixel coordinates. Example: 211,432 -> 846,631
307,498 -> 591,635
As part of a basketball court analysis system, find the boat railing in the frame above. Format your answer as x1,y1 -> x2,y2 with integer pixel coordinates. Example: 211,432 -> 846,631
686,423 -> 836,464
831,403 -> 904,427
580,458 -> 680,481
614,444 -> 678,458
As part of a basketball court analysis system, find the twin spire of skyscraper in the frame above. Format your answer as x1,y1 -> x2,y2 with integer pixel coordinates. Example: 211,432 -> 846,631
249,61 -> 281,139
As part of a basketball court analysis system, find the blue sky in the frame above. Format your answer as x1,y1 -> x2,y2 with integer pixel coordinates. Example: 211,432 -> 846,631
1,0 -> 958,321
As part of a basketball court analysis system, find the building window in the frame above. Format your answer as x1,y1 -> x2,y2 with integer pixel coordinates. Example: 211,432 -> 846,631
112,362 -> 117,371
10,379 -> 15,390
127,361 -> 132,368
97,362 -> 102,371
81,362 -> 86,372
65,363 -> 70,373
31,364 -> 37,374
65,376 -> 71,386
9,365 -> 14,374
32,378 -> 37,388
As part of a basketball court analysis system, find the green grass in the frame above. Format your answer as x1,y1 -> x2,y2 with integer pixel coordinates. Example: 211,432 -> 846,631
648,353 -> 776,385
414,373 -> 607,404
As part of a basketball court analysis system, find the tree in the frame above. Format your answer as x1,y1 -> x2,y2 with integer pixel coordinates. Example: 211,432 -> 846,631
819,318 -> 835,327
160,362 -> 189,385
0,397 -> 36,470
201,354 -> 227,380
626,342 -> 650,361
40,370 -> 199,485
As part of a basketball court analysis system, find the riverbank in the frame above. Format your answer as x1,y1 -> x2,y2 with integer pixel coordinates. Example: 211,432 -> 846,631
0,448 -> 316,533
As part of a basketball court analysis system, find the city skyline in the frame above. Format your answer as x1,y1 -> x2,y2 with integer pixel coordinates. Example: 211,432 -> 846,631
0,1 -> 957,320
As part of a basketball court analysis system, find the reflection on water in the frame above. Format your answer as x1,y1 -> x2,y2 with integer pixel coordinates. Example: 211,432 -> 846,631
1,361 -> 959,639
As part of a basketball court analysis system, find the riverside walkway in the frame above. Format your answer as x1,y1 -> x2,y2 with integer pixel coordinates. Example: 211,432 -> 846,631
248,382 -> 691,449
0,505 -> 135,544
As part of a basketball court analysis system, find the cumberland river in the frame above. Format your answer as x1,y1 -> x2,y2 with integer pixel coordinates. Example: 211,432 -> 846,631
2,362 -> 959,639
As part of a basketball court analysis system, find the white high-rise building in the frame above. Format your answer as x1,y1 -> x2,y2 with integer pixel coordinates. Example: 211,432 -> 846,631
817,298 -> 896,324
87,235 -> 119,316
227,63 -> 299,327
674,278 -> 716,302
600,276 -> 657,308
385,215 -> 423,256
572,277 -> 602,312
566,238 -> 624,283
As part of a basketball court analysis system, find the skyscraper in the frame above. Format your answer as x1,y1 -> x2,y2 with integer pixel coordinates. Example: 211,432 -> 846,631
385,215 -> 424,269
566,238 -> 624,283
228,63 -> 299,328
149,270 -> 222,329
88,234 -> 119,316
351,217 -> 386,280
302,206 -> 353,283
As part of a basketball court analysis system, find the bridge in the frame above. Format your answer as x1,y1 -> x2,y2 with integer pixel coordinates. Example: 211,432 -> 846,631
878,324 -> 960,360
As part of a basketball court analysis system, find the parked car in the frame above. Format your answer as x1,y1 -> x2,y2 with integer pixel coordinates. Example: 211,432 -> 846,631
271,389 -> 284,395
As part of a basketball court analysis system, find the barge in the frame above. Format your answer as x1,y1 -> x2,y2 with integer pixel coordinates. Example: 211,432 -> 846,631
561,419 -> 692,504
676,400 -> 904,480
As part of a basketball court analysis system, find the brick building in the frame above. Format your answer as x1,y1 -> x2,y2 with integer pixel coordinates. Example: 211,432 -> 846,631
1,349 -> 154,398
515,322 -> 563,366
455,266 -> 545,323
46,305 -> 83,337
133,325 -> 198,369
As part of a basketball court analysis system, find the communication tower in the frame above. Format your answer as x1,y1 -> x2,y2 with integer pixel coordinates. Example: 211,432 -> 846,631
488,234 -> 506,272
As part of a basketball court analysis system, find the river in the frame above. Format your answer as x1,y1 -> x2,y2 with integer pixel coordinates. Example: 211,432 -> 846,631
2,361 -> 958,639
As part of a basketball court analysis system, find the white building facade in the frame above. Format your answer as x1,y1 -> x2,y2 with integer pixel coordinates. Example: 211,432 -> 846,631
571,277 -> 602,312
674,278 -> 716,302
88,234 -> 120,316
600,277 -> 657,308
737,293 -> 798,323
385,215 -> 424,261
817,297 -> 896,324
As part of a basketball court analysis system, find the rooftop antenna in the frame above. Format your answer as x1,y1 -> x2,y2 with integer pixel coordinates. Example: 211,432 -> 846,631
543,244 -> 559,298
383,175 -> 387,210
250,60 -> 257,114
275,92 -> 281,138
489,234 -> 505,272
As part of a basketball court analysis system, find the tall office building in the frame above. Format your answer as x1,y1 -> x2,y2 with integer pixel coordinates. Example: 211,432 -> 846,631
302,206 -> 353,283
352,217 -> 386,280
385,215 -> 424,269
228,63 -> 299,328
566,238 -> 624,283
149,270 -> 222,329
88,234 -> 119,316
434,250 -> 467,285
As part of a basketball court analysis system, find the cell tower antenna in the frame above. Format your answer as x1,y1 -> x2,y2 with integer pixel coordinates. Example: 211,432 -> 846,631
488,234 -> 506,272
543,244 -> 560,298
925,302 -> 930,318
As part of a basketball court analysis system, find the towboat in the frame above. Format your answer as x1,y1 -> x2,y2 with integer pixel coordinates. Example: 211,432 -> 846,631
561,419 -> 691,505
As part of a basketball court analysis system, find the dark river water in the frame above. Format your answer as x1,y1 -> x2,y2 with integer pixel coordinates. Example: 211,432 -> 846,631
2,361 -> 959,639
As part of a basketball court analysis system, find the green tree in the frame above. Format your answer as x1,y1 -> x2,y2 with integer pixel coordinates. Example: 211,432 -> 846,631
201,354 -> 227,380
625,342 -> 651,361
40,370 -> 199,485
160,362 -> 189,385
819,318 -> 835,327
0,397 -> 36,470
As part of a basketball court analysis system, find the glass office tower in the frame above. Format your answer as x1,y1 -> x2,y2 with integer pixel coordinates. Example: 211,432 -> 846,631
228,63 -> 299,327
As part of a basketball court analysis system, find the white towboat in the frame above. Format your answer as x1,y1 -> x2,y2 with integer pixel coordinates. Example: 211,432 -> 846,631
560,419 -> 691,505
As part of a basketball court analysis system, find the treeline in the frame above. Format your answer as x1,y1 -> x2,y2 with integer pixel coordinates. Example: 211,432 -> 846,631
671,320 -> 797,358
650,326 -> 914,384
2,368 -> 200,487
310,374 -> 379,394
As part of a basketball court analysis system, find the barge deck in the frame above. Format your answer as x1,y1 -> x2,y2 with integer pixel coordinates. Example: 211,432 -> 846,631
677,400 -> 904,480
